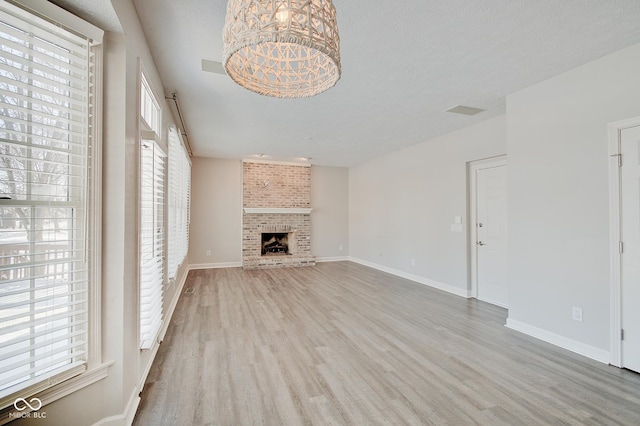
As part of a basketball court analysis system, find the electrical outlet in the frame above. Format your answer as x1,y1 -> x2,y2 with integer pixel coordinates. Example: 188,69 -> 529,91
339,244 -> 343,251
410,258 -> 415,266
206,250 -> 211,256
572,307 -> 583,322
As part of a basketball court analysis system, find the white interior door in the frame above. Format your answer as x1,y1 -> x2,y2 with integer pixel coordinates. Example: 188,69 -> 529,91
475,164 -> 508,307
621,125 -> 640,373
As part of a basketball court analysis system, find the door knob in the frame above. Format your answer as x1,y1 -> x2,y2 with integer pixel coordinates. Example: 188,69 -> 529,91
477,241 -> 485,246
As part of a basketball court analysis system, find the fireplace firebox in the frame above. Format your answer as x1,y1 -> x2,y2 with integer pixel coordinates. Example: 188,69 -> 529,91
261,233 -> 290,256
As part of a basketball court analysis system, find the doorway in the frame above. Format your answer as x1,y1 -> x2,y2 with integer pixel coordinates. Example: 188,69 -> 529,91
469,156 -> 508,308
609,117 -> 640,373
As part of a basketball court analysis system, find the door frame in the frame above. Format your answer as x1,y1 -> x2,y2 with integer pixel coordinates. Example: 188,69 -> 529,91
468,155 -> 507,301
609,116 -> 640,367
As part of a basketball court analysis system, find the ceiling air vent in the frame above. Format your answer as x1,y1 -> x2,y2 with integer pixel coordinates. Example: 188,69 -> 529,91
202,59 -> 226,75
445,105 -> 485,116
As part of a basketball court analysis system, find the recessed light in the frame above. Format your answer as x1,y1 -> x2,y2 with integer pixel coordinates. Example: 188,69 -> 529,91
445,105 -> 485,116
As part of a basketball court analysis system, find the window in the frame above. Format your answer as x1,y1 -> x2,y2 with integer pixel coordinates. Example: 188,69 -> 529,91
139,74 -> 164,350
140,73 -> 160,134
0,1 -> 102,406
167,127 -> 190,280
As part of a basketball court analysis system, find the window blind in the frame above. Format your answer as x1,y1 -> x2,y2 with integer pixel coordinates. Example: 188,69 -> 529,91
0,5 -> 93,401
139,140 -> 165,349
167,127 -> 190,280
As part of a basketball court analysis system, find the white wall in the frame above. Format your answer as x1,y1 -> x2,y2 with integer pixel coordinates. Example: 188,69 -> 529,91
506,42 -> 640,358
189,158 -> 243,267
311,166 -> 349,260
349,115 -> 506,294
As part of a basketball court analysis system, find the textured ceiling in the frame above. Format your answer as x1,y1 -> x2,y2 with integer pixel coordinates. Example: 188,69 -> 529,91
49,0 -> 121,32
73,1 -> 640,166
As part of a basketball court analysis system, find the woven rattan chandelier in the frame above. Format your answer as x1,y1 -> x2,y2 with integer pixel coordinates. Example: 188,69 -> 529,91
222,0 -> 341,98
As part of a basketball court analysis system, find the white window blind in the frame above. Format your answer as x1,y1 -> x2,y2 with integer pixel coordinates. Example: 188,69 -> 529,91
139,139 -> 165,350
167,127 -> 190,280
0,4 -> 96,402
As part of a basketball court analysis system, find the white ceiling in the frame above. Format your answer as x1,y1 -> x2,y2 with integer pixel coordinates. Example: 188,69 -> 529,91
62,1 -> 640,166
49,0 -> 121,32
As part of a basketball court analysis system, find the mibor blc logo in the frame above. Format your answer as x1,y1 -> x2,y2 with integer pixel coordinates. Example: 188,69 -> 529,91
10,397 -> 47,419
14,397 -> 42,411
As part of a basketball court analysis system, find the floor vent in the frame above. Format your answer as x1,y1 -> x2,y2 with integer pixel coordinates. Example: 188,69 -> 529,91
184,287 -> 195,294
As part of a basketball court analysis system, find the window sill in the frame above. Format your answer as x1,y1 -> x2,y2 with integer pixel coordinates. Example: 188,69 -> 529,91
0,361 -> 114,425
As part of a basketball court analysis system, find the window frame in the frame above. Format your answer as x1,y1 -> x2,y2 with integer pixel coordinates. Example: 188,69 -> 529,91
167,126 -> 190,280
138,67 -> 165,351
0,0 -> 109,417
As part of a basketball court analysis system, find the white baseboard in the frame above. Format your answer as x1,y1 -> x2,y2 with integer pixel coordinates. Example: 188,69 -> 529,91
348,257 -> 470,298
137,269 -> 188,392
189,261 -> 242,270
315,256 -> 349,263
190,259 -> 350,268
159,269 -> 188,342
94,268 -> 191,426
93,387 -> 138,426
505,318 -> 610,364
123,388 -> 139,426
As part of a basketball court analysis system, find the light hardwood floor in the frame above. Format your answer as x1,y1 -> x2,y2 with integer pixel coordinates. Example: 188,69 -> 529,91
133,262 -> 640,425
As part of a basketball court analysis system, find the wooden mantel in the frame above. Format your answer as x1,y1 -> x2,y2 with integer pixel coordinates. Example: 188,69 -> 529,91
243,208 -> 313,214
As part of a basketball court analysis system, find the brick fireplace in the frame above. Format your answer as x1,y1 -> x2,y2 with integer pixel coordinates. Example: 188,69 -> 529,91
242,161 -> 315,269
